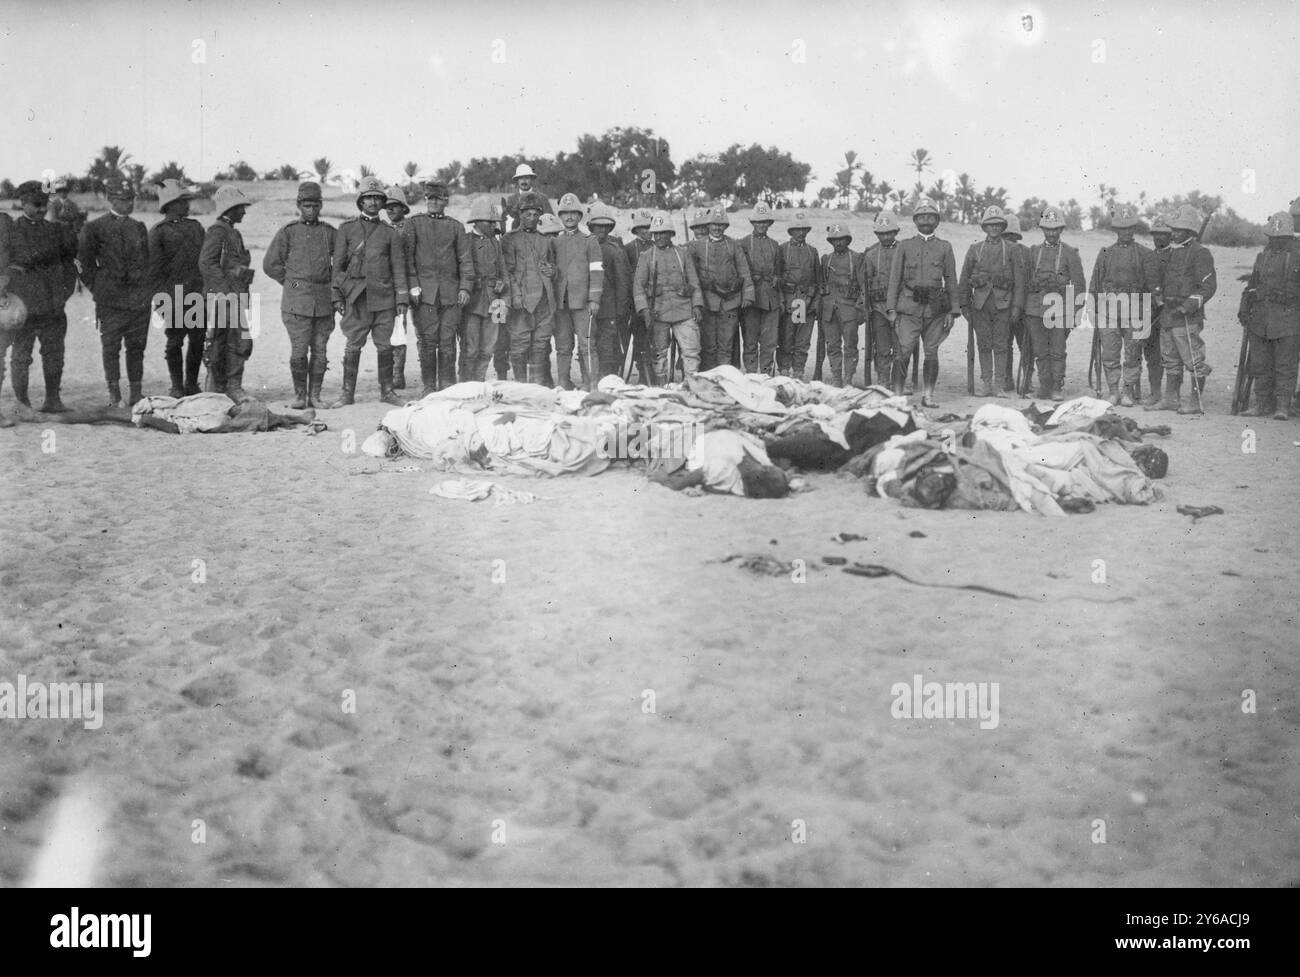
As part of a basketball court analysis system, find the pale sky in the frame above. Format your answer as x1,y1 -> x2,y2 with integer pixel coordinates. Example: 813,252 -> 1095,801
1,0 -> 1296,220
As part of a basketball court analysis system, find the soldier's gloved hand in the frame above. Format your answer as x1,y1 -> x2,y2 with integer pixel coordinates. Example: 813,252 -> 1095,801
332,300 -> 345,315
396,303 -> 408,317
457,290 -> 470,307
692,306 -> 703,324
538,260 -> 555,277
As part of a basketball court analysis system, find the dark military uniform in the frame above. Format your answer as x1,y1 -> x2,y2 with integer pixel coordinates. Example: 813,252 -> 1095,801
594,235 -> 631,380
622,237 -> 654,379
861,240 -> 899,386
79,210 -> 153,397
691,236 -> 754,371
778,237 -> 819,377
740,232 -> 782,375
4,208 -> 77,409
148,211 -> 207,395
199,215 -> 255,396
1141,241 -> 1173,402
501,226 -> 557,383
1239,239 -> 1299,416
463,227 -> 508,382
1023,241 -> 1086,397
264,216 -> 337,401
388,215 -> 413,389
817,247 -> 865,386
633,242 -> 703,381
887,235 -> 960,364
959,237 -> 1025,392
1157,239 -> 1216,383
552,227 -> 604,389
500,189 -> 553,231
405,211 -> 471,388
1004,239 -> 1030,390
1089,237 -> 1153,399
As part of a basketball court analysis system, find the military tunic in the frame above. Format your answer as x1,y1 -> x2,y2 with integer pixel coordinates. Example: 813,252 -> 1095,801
1022,241 -> 1086,394
501,227 -> 557,380
3,213 -> 77,404
79,211 -> 152,385
1089,239 -> 1153,391
740,232 -> 782,374
817,248 -> 864,385
886,234 -> 961,367
463,228 -> 508,382
1239,242 -> 1300,412
778,238 -> 819,376
331,215 -> 409,354
200,216 -> 256,393
1156,239 -> 1216,379
633,243 -> 703,380
594,236 -> 632,380
960,237 -> 1025,388
691,236 -> 754,371
551,228 -> 605,388
265,217 -> 338,382
403,212 -> 469,386
862,240 -> 900,386
148,214 -> 207,394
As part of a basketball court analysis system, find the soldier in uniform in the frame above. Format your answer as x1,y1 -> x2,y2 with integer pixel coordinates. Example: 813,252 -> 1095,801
0,210 -> 13,425
148,179 -> 206,398
586,203 -> 632,382
886,201 -> 960,406
199,185 -> 257,402
1237,211 -> 1298,418
622,209 -> 655,380
328,176 -> 410,407
1001,214 -> 1030,393
777,210 -> 819,378
551,193 -> 604,390
5,181 -> 78,413
816,225 -> 865,387
462,197 -> 509,383
1139,214 -> 1174,405
263,180 -> 337,408
959,206 -> 1023,398
1022,207 -> 1086,402
79,176 -> 152,407
501,192 -> 558,385
740,202 -> 783,375
46,179 -> 85,241
1146,204 -> 1215,413
405,181 -> 471,391
1089,204 -> 1153,406
384,185 -> 414,390
633,211 -> 703,382
692,208 -> 754,371
862,211 -> 901,391
500,164 -> 553,231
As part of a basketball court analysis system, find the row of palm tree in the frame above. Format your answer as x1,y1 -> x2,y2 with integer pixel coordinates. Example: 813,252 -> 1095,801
825,147 -> 1009,220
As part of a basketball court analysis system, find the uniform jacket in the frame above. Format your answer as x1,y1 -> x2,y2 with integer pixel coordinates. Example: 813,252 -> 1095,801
779,239 -> 820,313
404,213 -> 472,306
819,248 -> 865,324
1159,239 -> 1216,325
625,239 -> 653,313
595,237 -> 631,320
1022,241 -> 1086,319
886,235 -> 960,317
501,228 -> 556,313
633,244 -> 703,323
960,237 -> 1025,314
690,236 -> 755,312
465,229 -> 507,317
500,189 -> 554,231
47,196 -> 84,230
78,212 -> 151,311
740,233 -> 783,311
330,216 -> 409,313
5,214 -> 78,315
861,240 -> 899,315
1089,240 -> 1152,295
1239,244 -> 1300,339
263,219 -> 337,316
148,216 -> 205,298
200,218 -> 253,295
552,229 -> 604,310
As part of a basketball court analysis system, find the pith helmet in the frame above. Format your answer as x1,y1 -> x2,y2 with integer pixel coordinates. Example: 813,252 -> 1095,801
517,191 -> 545,213
1110,204 -> 1138,229
872,211 -> 901,233
1265,211 -> 1295,237
295,180 -> 322,203
557,192 -> 583,215
513,163 -> 537,180
630,209 -> 654,230
786,210 -> 812,232
1038,206 -> 1066,230
1003,214 -> 1023,239
467,196 -> 497,223
826,222 -> 852,242
158,179 -> 198,211
649,211 -> 676,235
751,201 -> 775,223
586,202 -> 615,226
385,185 -> 409,210
355,175 -> 387,209
979,205 -> 1008,227
0,291 -> 28,331
708,206 -> 730,227
213,184 -> 253,218
688,208 -> 711,230
538,213 -> 564,234
1150,214 -> 1173,235
913,199 -> 940,219
1169,204 -> 1204,233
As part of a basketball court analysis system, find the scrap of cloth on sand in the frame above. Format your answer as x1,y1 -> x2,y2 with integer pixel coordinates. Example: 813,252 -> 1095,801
366,370 -> 1164,510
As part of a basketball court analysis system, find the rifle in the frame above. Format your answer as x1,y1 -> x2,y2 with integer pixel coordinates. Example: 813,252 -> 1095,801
1017,325 -> 1035,397
1182,210 -> 1216,413
1231,327 -> 1253,415
966,317 -> 975,395
1088,324 -> 1103,396
645,243 -> 661,385
864,313 -> 875,386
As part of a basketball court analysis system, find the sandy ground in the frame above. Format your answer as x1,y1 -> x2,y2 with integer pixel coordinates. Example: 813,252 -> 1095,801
1,185 -> 1297,887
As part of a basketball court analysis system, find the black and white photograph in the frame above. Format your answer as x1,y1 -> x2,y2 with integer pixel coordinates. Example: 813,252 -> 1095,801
0,0 -> 1296,910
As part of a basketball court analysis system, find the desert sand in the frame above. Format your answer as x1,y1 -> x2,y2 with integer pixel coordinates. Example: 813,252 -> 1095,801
1,183 -> 1296,887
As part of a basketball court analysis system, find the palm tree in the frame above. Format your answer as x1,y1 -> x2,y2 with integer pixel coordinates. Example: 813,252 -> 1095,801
928,178 -> 950,218
857,169 -> 878,209
877,181 -> 894,211
834,150 -> 861,209
432,161 -> 464,192
359,164 -> 376,179
909,148 -> 932,182
403,161 -> 420,180
87,145 -> 133,196
954,173 -> 976,223
312,157 -> 333,183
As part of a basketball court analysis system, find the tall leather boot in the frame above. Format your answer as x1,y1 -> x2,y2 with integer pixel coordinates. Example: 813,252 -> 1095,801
290,363 -> 308,409
106,381 -> 122,408
40,363 -> 69,413
12,366 -> 31,407
307,372 -> 325,409
991,349 -> 1009,398
127,382 -> 144,407
184,336 -> 205,395
329,351 -> 359,408
437,347 -> 457,390
1104,366 -> 1122,405
1141,374 -> 1162,407
1147,372 -> 1182,412
377,349 -> 403,405
890,361 -> 907,396
165,347 -> 185,398
392,345 -> 407,389
921,359 -> 940,408
1273,390 -> 1292,421
418,345 -> 438,398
